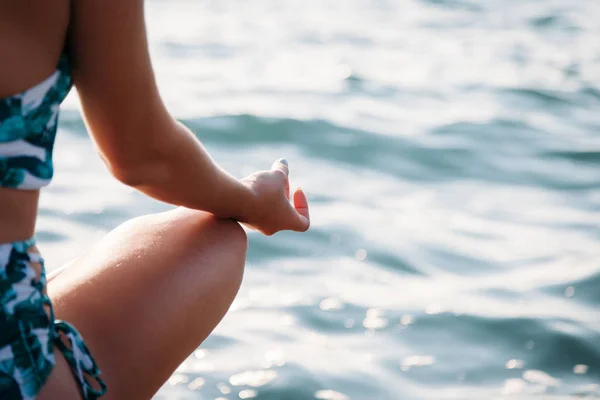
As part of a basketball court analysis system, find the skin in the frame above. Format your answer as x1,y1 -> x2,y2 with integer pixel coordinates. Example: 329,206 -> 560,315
0,0 -> 310,398
45,208 -> 249,399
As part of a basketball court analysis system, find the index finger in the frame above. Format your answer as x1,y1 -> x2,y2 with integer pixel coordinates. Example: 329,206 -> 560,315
291,187 -> 310,232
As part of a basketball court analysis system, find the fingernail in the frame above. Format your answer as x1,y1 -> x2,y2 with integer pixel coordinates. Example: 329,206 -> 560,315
296,186 -> 303,192
277,158 -> 288,168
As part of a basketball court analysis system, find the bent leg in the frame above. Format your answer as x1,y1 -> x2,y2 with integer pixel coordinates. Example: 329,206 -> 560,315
46,208 -> 247,400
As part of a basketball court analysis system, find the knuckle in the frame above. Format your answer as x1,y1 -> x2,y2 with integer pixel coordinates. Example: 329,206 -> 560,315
298,224 -> 309,232
271,169 -> 287,182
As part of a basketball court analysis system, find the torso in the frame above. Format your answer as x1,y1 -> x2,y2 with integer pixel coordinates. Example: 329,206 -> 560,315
0,189 -> 39,242
0,0 -> 70,242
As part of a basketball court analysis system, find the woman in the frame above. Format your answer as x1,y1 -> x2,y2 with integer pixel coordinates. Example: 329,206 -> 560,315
0,1 -> 310,399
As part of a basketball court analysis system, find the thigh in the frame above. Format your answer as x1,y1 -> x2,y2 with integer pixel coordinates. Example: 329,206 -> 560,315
47,208 -> 247,400
38,348 -> 81,400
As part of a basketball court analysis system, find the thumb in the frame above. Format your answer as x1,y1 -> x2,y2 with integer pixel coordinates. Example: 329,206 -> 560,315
271,158 -> 290,199
292,187 -> 310,232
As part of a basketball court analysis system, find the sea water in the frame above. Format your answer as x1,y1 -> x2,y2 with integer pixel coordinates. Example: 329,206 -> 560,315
42,0 -> 600,398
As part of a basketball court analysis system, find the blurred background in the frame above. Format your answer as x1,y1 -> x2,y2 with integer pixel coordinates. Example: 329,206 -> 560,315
43,0 -> 600,399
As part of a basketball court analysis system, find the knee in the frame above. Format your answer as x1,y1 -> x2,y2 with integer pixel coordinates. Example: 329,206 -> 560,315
201,214 -> 248,257
190,213 -> 248,298
114,210 -> 248,275
136,207 -> 248,254
226,220 -> 248,254
122,207 -> 248,296
184,211 -> 248,271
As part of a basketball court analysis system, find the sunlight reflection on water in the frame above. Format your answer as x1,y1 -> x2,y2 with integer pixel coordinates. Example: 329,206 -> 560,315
44,0 -> 600,399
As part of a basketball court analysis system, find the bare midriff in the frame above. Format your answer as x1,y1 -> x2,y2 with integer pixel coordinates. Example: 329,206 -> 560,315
0,189 -> 39,243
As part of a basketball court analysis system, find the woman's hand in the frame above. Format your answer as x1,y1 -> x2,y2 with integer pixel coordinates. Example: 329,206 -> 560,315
239,159 -> 310,236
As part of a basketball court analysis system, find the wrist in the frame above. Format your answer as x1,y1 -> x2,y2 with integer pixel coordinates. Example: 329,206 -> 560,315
232,178 -> 260,222
212,173 -> 258,221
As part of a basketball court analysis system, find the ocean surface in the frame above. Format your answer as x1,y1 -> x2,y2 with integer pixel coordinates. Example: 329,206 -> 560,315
42,0 -> 600,398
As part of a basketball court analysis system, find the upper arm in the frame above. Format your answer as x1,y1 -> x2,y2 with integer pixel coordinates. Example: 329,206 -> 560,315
70,0 -> 170,171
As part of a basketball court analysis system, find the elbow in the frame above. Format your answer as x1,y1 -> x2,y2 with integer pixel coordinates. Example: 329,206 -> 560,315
98,118 -> 181,188
104,149 -> 166,188
108,161 -> 145,187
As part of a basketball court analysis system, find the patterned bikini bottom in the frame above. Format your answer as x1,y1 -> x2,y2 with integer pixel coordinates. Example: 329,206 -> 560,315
0,239 -> 107,399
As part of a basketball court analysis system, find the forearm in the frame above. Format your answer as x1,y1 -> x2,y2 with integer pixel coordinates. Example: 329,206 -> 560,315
69,0 -> 308,233
121,120 -> 256,219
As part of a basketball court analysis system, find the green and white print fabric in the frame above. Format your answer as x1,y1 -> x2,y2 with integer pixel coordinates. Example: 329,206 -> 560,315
0,240 -> 54,399
0,54 -> 72,189
0,240 -> 107,399
0,53 -> 107,398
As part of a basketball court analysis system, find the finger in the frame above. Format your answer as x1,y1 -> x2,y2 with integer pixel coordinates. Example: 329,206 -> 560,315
285,179 -> 290,200
291,187 -> 310,232
271,158 -> 290,199
271,158 -> 289,177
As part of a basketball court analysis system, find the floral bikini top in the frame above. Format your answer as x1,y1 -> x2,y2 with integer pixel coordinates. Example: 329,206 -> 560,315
0,53 -> 72,189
